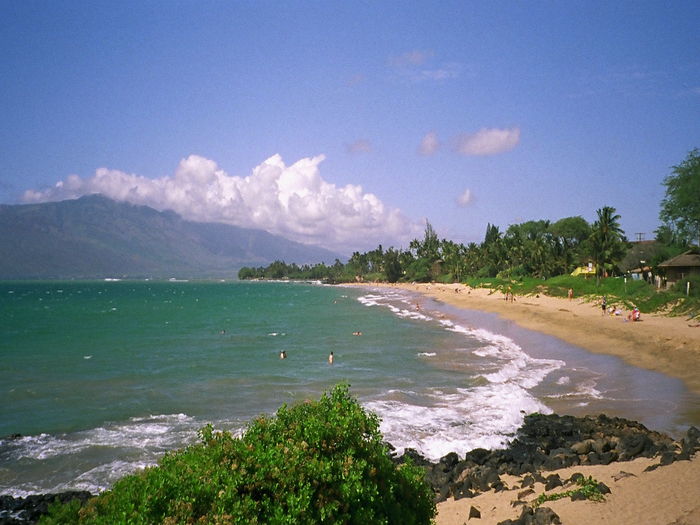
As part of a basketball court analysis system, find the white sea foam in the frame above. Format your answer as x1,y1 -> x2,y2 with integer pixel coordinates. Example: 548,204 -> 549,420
10,414 -> 197,462
357,288 -> 563,460
366,382 -> 551,461
549,379 -> 603,400
417,352 -> 437,357
1,414 -> 201,496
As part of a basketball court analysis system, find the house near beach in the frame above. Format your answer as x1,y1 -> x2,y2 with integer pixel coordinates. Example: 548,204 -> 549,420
571,262 -> 595,277
657,249 -> 700,287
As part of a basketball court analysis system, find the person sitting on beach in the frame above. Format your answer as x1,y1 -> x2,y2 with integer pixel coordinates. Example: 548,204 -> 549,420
628,307 -> 641,322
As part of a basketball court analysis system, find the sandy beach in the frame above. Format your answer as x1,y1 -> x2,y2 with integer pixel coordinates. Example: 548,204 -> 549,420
361,282 -> 700,524
435,455 -> 700,525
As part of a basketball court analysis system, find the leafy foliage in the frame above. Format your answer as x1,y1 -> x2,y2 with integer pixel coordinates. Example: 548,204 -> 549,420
41,384 -> 435,525
533,475 -> 607,508
660,148 -> 700,246
588,206 -> 628,282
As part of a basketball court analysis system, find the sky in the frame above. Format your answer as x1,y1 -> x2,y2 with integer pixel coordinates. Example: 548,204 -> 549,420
1,1 -> 699,254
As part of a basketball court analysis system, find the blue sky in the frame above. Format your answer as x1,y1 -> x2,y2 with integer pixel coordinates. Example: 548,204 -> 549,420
2,1 -> 699,253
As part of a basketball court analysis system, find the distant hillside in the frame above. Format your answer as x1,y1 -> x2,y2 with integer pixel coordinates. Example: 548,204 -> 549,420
0,195 -> 343,279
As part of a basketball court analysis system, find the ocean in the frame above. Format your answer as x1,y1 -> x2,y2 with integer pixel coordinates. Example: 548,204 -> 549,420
2,280 -> 699,498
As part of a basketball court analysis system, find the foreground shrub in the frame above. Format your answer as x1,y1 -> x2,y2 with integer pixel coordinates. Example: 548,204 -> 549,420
42,384 -> 435,524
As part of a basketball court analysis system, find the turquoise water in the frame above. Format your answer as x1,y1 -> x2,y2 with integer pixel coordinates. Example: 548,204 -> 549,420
2,281 -> 699,496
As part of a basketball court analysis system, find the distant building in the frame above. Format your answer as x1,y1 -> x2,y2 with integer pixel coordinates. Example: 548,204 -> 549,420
571,262 -> 595,277
658,250 -> 700,287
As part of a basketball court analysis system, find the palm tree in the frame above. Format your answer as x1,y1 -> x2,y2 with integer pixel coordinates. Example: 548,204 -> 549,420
589,206 -> 627,284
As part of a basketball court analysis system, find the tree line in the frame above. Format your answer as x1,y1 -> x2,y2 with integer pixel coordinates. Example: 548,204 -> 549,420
239,149 -> 699,285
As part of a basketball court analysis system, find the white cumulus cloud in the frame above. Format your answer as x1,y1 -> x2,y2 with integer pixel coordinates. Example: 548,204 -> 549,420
418,131 -> 440,156
22,154 -> 417,253
456,189 -> 472,207
455,127 -> 521,156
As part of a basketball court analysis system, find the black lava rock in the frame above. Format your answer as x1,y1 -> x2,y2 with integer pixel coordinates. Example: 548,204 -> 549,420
0,492 -> 92,525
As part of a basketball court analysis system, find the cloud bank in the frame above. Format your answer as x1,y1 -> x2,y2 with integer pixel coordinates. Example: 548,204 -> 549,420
22,154 -> 417,253
455,127 -> 521,156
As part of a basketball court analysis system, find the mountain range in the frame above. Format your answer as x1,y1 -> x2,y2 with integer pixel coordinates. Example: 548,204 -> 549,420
0,195 -> 343,279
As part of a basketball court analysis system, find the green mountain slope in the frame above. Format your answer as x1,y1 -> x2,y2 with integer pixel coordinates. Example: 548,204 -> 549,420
0,195 -> 342,279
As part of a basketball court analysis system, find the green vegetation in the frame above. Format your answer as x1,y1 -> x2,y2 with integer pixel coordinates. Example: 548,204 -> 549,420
589,206 -> 627,284
660,148 -> 700,247
533,475 -> 607,508
41,384 -> 435,525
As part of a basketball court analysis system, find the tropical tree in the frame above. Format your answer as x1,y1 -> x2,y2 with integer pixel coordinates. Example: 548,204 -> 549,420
588,206 -> 628,283
366,245 -> 385,273
549,216 -> 592,272
660,148 -> 700,246
347,251 -> 369,278
480,223 -> 506,277
440,239 -> 466,281
383,247 -> 403,283
410,221 -> 440,262
407,221 -> 442,281
462,242 -> 482,276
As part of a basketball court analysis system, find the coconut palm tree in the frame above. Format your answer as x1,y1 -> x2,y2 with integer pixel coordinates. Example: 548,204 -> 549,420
589,206 -> 628,284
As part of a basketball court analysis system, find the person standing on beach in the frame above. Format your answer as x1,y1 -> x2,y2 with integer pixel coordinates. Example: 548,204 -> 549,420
601,296 -> 607,315
568,288 -> 574,301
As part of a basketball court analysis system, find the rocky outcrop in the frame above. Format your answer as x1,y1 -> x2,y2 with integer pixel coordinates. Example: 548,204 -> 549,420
0,492 -> 92,525
396,413 -> 699,503
498,505 -> 562,525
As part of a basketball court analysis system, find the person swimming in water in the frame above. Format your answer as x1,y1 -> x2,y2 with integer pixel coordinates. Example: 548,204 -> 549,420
328,351 -> 334,364
280,350 -> 287,359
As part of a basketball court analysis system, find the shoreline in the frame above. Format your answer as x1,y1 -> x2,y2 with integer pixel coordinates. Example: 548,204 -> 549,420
354,282 -> 700,396
346,282 -> 700,524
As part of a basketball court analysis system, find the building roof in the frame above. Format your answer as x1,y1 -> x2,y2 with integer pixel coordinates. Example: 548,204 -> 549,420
658,250 -> 700,268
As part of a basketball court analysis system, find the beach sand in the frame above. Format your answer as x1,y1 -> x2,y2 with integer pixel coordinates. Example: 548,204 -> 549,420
435,455 -> 700,525
354,282 -> 700,524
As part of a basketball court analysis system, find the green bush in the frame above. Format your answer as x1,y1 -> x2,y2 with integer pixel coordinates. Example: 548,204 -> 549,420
673,275 -> 700,298
42,384 -> 435,524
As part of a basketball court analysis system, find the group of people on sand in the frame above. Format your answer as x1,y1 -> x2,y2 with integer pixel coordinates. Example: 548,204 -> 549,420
600,296 -> 641,321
